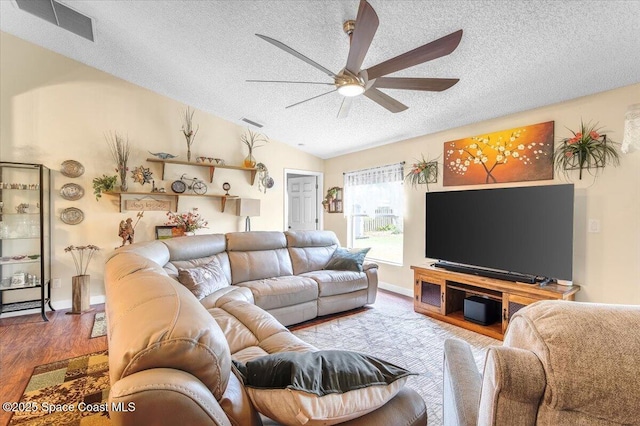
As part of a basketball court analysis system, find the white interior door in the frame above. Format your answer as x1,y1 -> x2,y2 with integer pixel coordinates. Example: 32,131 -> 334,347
287,176 -> 318,231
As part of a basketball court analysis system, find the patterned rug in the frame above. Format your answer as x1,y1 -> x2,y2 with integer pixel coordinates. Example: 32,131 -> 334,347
10,350 -> 110,425
291,305 -> 499,426
90,312 -> 107,338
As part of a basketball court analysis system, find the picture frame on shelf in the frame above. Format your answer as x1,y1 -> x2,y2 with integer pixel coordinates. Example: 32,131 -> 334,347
155,225 -> 184,240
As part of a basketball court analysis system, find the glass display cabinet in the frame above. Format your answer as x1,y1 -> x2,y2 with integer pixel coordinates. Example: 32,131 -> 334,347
0,162 -> 53,321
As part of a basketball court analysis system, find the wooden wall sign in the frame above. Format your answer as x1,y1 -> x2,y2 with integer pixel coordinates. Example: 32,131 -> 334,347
124,198 -> 172,211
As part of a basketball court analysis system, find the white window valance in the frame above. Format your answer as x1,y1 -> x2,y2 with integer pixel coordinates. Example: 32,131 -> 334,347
344,163 -> 405,187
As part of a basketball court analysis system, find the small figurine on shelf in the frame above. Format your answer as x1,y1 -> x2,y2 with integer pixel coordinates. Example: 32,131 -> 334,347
118,211 -> 144,247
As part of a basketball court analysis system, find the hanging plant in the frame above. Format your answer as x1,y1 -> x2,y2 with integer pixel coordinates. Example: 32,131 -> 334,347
405,155 -> 439,190
553,121 -> 620,180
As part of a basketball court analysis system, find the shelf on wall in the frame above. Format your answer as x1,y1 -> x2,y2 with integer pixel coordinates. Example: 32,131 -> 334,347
146,158 -> 258,185
103,191 -> 239,213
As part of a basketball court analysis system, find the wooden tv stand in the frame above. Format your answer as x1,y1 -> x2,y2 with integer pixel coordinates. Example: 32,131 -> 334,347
411,265 -> 580,340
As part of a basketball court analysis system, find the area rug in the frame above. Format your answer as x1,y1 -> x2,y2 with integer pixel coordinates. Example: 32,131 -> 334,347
9,350 -> 110,425
90,312 -> 107,338
291,305 -> 499,426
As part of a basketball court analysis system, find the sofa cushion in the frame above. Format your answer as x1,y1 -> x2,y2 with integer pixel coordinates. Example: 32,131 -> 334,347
505,300 -> 640,424
227,231 -> 294,283
302,270 -> 369,297
325,247 -> 370,272
234,350 -> 414,426
286,230 -> 339,275
235,276 -> 318,310
177,257 -> 230,300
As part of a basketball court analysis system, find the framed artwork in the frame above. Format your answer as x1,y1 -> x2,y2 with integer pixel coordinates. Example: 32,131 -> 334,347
155,225 -> 184,240
443,121 -> 554,186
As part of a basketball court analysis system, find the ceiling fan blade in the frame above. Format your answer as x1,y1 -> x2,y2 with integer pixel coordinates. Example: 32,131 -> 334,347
337,97 -> 353,119
247,80 -> 334,86
345,0 -> 379,74
285,89 -> 338,109
364,88 -> 408,113
373,77 -> 459,91
256,34 -> 337,78
365,29 -> 463,79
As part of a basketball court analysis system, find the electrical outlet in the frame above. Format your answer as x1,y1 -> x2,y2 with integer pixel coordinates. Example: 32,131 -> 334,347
52,278 -> 61,289
588,219 -> 601,233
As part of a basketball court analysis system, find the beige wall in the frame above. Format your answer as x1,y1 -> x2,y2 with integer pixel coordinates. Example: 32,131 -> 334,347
0,32 -> 323,308
324,84 -> 640,304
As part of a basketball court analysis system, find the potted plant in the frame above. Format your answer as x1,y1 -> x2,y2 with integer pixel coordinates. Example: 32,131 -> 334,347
405,155 -> 439,190
240,129 -> 269,168
165,208 -> 208,235
553,121 -> 620,180
92,174 -> 118,200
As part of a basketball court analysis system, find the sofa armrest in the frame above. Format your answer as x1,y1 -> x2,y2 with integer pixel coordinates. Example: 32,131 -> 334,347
109,368 -> 232,426
443,339 -> 483,426
363,260 -> 378,271
478,346 -> 545,426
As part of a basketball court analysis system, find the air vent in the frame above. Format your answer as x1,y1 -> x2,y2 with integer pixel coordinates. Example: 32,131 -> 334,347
240,117 -> 264,128
16,0 -> 94,42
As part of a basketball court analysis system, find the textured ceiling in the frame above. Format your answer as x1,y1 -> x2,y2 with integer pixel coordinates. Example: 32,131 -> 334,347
1,1 -> 639,159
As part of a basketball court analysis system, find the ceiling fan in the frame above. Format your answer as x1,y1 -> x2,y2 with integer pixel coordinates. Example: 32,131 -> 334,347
248,0 -> 463,118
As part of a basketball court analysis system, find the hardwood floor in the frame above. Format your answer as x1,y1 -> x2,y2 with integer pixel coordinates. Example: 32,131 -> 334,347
0,304 -> 107,426
0,290 -> 412,426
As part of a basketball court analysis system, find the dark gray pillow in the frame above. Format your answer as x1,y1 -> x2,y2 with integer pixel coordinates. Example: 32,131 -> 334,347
233,350 -> 413,396
234,350 -> 414,425
324,247 -> 370,272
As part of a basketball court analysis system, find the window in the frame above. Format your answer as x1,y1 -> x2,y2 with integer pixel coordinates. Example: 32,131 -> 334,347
344,163 -> 404,264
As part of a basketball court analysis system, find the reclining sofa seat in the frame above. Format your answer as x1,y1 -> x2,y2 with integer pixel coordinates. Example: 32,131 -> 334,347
104,231 -> 428,425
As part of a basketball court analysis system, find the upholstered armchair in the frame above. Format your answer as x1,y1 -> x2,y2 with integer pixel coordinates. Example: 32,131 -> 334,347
443,300 -> 640,426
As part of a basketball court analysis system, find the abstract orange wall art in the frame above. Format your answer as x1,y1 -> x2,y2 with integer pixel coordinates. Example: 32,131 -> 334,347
443,121 -> 554,186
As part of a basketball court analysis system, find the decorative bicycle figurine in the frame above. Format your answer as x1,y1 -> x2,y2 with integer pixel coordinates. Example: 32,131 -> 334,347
171,174 -> 207,195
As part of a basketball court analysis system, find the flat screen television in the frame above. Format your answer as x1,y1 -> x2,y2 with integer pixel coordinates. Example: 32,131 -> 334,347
425,184 -> 574,284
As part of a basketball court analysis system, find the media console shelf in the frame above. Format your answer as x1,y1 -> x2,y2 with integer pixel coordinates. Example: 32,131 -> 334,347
411,265 -> 580,340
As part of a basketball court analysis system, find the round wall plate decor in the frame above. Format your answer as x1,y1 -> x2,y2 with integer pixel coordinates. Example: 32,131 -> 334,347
60,183 -> 85,200
60,160 -> 85,178
60,207 -> 84,225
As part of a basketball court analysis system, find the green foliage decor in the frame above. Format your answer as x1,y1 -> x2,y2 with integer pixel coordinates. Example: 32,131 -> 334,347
405,155 -> 438,190
92,174 -> 117,200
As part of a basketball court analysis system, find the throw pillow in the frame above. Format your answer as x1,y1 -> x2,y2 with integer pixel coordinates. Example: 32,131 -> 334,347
177,256 -> 229,300
324,247 -> 370,272
233,350 -> 414,425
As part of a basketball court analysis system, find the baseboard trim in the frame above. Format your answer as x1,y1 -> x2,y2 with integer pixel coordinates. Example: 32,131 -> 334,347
378,281 -> 413,298
0,295 -> 106,318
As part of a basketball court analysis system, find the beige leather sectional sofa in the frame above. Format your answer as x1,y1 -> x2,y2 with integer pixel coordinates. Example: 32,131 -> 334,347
104,230 -> 428,425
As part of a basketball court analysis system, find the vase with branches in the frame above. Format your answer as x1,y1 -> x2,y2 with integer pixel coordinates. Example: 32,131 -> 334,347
181,107 -> 199,162
64,244 -> 100,314
106,132 -> 131,192
240,129 -> 269,168
553,121 -> 620,180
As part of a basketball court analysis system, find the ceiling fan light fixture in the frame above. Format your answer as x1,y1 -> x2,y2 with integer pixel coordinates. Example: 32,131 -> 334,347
338,83 -> 365,97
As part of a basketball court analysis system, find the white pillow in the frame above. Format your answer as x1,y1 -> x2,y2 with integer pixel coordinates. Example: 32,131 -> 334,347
177,256 -> 229,300
234,350 -> 414,425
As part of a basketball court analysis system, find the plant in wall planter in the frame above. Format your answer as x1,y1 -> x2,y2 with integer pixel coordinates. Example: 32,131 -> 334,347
92,174 -> 118,200
553,121 -> 620,180
405,155 -> 439,190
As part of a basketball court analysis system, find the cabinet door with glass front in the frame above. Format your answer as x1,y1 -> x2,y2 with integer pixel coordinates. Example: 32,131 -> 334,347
0,162 -> 52,321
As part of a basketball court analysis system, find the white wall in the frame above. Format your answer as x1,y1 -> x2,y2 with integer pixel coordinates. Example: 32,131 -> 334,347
324,84 -> 640,304
0,32 -> 324,309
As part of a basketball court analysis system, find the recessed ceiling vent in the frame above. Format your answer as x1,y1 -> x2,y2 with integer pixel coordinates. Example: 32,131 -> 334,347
240,117 -> 264,128
15,0 -> 94,42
